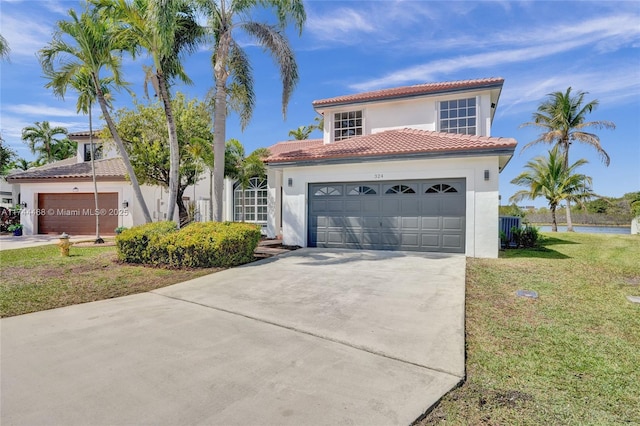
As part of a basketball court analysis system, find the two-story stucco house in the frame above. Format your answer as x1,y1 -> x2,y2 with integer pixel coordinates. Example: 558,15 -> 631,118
265,77 -> 517,258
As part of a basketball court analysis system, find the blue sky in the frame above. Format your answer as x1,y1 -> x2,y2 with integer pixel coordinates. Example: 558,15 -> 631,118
1,0 -> 639,206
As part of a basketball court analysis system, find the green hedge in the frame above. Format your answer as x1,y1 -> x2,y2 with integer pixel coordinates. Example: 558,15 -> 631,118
116,221 -> 261,268
116,221 -> 178,264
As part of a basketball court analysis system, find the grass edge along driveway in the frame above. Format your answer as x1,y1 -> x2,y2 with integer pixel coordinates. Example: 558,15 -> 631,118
419,232 -> 639,425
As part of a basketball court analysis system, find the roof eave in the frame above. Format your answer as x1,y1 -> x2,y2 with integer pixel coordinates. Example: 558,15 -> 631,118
313,80 -> 505,110
6,176 -> 127,184
267,146 -> 516,168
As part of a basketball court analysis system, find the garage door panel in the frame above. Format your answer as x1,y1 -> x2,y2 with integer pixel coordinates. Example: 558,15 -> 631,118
400,198 -> 420,214
441,198 -> 465,215
326,200 -> 345,212
344,200 -> 361,212
421,234 -> 440,248
362,232 -> 381,244
38,193 -> 118,235
381,232 -> 400,245
344,231 -> 361,244
343,216 -> 362,227
362,199 -> 380,210
401,233 -> 419,247
442,234 -> 463,249
381,200 -> 400,214
327,231 -> 344,243
421,217 -> 440,230
309,179 -> 465,253
443,217 -> 464,230
380,217 -> 399,228
420,199 -> 440,215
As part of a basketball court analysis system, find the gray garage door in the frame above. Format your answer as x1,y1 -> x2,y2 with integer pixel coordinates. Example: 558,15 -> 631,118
308,179 -> 465,253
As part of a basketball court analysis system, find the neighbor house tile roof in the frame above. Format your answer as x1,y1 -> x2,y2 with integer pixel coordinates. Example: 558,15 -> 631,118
6,157 -> 127,183
312,77 -> 504,108
266,128 -> 517,164
266,139 -> 324,156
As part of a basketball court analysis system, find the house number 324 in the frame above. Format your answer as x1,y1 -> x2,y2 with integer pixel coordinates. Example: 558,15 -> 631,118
374,173 -> 384,179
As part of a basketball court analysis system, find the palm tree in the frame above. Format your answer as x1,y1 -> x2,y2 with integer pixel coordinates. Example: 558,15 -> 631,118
47,67 -> 114,243
50,138 -> 78,161
39,6 -> 152,223
521,87 -> 615,231
510,147 -> 595,232
21,121 -> 68,163
0,34 -> 10,61
288,125 -> 313,140
95,0 -> 204,225
224,139 -> 269,222
11,158 -> 32,171
197,0 -> 305,221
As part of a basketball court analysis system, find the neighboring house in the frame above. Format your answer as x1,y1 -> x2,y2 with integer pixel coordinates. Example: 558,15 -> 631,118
265,77 -> 518,258
0,175 -> 19,209
6,132 -> 241,235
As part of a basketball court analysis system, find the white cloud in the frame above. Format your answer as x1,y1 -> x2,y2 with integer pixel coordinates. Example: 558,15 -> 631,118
0,14 -> 53,60
5,103 -> 79,117
307,8 -> 376,43
348,12 -> 640,92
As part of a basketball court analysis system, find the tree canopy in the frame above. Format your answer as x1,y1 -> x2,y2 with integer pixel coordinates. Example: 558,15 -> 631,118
111,92 -> 214,223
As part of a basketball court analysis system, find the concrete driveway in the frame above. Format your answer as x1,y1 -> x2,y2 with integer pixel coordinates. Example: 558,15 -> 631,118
1,248 -> 465,425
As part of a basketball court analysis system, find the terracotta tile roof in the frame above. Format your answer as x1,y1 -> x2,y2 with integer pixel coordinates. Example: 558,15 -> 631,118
312,77 -> 504,108
266,139 -> 324,156
7,157 -> 127,183
266,128 -> 517,164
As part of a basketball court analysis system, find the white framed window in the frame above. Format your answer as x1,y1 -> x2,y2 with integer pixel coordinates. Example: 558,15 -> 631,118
234,177 -> 267,224
334,110 -> 363,141
440,98 -> 476,135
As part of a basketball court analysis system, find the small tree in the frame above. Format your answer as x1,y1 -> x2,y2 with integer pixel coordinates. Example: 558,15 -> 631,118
510,147 -> 595,232
112,93 -> 214,224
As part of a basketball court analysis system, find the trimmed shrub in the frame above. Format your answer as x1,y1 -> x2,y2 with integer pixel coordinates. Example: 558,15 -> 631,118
511,224 -> 541,248
116,221 -> 261,268
116,221 -> 178,264
161,222 -> 261,268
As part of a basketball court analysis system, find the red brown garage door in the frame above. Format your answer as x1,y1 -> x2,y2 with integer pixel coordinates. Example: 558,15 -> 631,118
37,193 -> 119,235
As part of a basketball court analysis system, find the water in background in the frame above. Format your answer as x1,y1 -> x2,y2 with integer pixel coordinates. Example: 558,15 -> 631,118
537,225 -> 630,234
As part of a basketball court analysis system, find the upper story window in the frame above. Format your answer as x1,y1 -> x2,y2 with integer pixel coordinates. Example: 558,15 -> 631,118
334,111 -> 363,141
440,98 -> 476,135
83,143 -> 103,162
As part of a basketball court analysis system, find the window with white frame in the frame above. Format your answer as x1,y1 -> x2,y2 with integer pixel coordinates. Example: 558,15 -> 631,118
333,110 -> 363,141
234,177 -> 267,224
439,98 -> 477,135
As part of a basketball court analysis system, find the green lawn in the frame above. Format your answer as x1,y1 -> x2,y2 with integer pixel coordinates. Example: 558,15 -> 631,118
420,232 -> 640,425
0,244 -> 221,317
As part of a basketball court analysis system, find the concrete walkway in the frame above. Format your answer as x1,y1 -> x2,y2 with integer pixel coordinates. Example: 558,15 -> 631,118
0,234 -> 99,250
1,249 -> 466,425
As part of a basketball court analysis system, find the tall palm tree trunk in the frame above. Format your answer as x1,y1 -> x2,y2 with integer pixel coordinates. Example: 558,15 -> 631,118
93,74 -> 152,223
551,205 -> 558,232
212,80 -> 227,222
88,101 -> 104,243
156,72 -> 179,225
212,30 -> 231,222
562,142 -> 574,231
